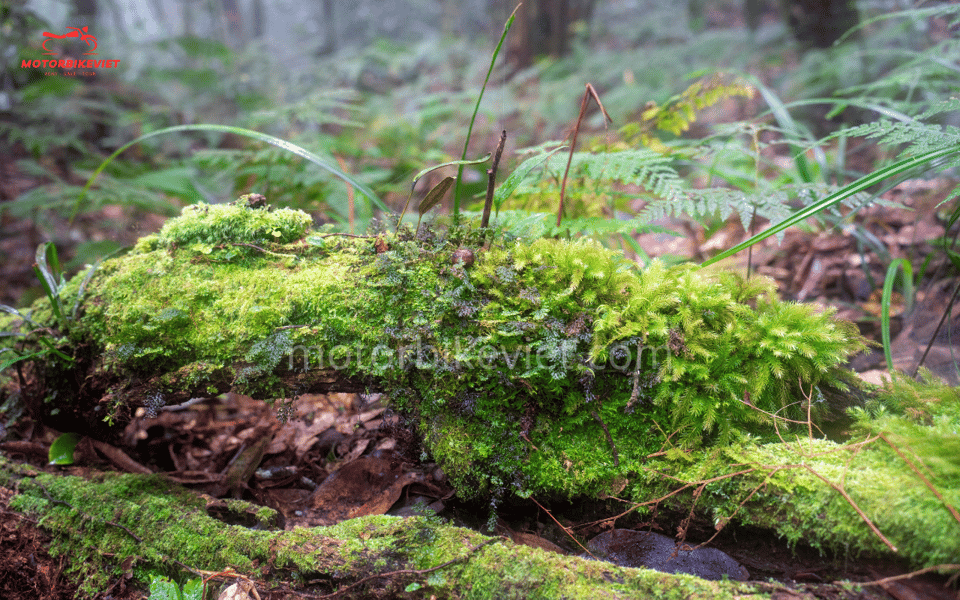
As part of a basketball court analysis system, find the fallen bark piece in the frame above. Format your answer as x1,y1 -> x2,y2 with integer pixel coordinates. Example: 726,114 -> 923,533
587,529 -> 749,581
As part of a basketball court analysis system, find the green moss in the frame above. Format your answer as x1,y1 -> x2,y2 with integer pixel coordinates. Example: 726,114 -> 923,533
157,202 -> 313,247
10,203 -> 868,489
5,459 -> 767,598
20,200 -> 944,567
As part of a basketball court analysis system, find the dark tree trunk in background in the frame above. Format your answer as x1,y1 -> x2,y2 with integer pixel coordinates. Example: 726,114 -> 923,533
507,0 -> 596,70
251,0 -> 265,39
72,0 -> 97,29
781,0 -> 859,48
316,0 -> 336,56
221,0 -> 244,46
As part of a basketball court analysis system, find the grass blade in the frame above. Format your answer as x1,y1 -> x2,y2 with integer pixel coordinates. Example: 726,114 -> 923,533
881,258 -> 914,372
701,145 -> 960,267
453,3 -> 519,223
72,124 -> 386,222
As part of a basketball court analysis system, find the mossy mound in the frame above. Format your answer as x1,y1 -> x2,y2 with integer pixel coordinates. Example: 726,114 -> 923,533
5,201 -> 960,568
3,456 -> 763,599
4,202 -> 865,491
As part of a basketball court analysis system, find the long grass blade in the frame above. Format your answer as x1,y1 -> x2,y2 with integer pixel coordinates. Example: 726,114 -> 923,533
72,124 -> 386,222
701,145 -> 960,267
453,3 -> 519,223
881,258 -> 913,372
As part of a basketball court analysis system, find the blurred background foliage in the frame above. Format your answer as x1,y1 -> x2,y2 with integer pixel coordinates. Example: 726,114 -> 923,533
1,0 -> 958,306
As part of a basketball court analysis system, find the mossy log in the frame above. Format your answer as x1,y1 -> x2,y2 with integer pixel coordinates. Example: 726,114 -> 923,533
2,201 -> 865,482
3,201 -> 958,573
2,456 -> 767,599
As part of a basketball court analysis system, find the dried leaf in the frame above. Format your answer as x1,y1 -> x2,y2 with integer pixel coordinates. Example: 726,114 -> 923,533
419,176 -> 455,216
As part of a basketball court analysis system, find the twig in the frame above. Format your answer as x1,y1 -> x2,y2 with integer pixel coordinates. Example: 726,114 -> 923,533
626,366 -> 640,410
530,496 -> 597,559
738,394 -> 820,428
315,233 -> 375,239
879,432 -> 960,527
800,464 -> 897,552
481,130 -> 507,234
913,277 -> 960,377
303,538 -> 498,598
228,242 -> 296,258
851,564 -> 960,587
333,154 -> 355,234
590,409 -> 619,467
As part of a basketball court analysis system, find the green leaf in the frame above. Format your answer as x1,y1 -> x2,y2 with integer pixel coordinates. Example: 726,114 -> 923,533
0,348 -> 48,371
146,574 -> 202,600
454,4 -> 519,220
701,144 -> 960,267
493,147 -> 565,214
48,432 -> 81,466
131,167 -> 200,198
881,258 -> 914,373
33,243 -> 65,327
411,155 -> 490,190
181,578 -> 203,600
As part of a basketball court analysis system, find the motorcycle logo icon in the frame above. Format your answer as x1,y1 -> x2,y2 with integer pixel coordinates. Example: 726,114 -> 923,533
42,26 -> 98,55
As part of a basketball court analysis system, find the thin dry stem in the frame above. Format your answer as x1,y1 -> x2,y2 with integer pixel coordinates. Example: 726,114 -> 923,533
879,432 -> 960,527
334,154 -> 355,234
844,564 -> 960,587
530,496 -> 597,559
557,83 -> 611,228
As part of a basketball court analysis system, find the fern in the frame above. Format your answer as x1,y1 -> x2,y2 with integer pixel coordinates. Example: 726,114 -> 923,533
622,74 -> 754,152
836,112 -> 960,167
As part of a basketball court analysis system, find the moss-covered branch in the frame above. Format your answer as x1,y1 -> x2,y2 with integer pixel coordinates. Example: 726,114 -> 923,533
2,456 -> 766,599
0,202 -> 867,498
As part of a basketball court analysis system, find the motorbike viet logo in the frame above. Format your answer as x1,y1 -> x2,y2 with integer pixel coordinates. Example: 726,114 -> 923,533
43,25 -> 97,55
21,25 -> 121,71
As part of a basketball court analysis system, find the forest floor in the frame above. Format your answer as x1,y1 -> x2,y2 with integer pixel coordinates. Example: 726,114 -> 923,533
2,15 -> 960,592
2,149 -> 959,599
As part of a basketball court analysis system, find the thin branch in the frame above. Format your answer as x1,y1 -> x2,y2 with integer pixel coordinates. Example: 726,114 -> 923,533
850,564 -> 960,587
316,232 -> 375,239
228,242 -> 296,258
590,409 -> 619,467
481,130 -> 507,233
530,496 -> 597,559
879,432 -> 960,527
800,464 -> 897,552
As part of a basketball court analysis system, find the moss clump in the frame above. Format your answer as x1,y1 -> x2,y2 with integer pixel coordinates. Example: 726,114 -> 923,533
155,201 -> 313,248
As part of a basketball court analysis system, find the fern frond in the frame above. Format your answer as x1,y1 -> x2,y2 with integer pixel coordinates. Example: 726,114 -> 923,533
839,118 -> 960,164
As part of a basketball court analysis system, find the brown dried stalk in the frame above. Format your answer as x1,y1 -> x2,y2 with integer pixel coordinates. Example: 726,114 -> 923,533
557,83 -> 611,228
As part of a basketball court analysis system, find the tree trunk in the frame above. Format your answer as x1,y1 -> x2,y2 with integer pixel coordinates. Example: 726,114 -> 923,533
507,0 -> 595,70
221,0 -> 244,47
781,0 -> 860,48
